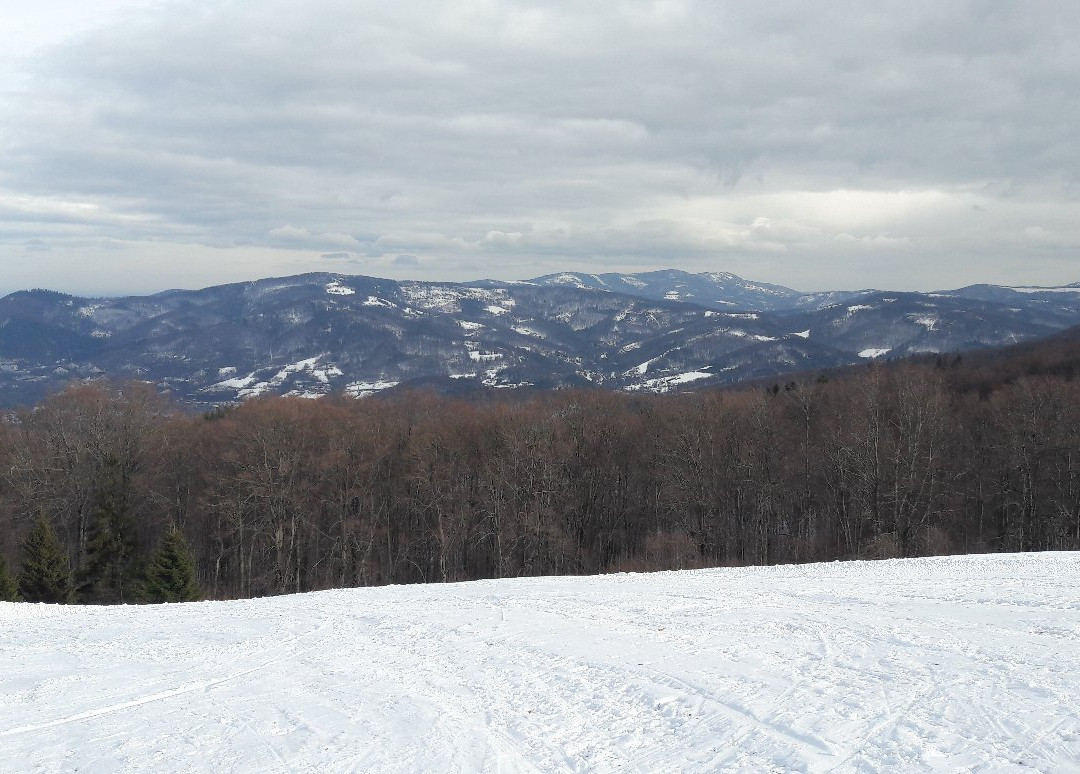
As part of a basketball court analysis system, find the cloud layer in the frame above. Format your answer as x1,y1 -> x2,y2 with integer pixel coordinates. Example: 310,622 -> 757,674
1,1 -> 1078,294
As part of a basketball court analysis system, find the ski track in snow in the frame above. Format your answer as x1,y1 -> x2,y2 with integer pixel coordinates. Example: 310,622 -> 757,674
1,553 -> 1079,772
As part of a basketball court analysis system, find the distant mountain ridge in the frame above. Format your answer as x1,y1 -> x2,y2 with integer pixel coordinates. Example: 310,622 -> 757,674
522,269 -> 870,311
0,269 -> 1078,407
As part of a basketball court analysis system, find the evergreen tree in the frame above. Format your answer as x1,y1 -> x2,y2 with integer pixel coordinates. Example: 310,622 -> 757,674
78,456 -> 137,603
0,554 -> 20,602
137,527 -> 201,603
18,519 -> 74,603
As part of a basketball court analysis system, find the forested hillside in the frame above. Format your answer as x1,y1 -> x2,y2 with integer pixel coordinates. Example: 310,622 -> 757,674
2,271 -> 1080,408
0,363 -> 1078,601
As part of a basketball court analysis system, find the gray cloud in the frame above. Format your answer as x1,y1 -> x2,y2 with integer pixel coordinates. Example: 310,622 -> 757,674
393,254 -> 421,266
0,0 -> 1078,294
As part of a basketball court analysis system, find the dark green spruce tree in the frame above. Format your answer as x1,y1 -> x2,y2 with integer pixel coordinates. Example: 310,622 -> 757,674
137,527 -> 201,603
78,456 -> 138,604
18,518 -> 74,603
0,554 -> 20,602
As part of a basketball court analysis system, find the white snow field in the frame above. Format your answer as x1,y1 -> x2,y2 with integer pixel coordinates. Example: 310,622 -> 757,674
2,553 -> 1079,773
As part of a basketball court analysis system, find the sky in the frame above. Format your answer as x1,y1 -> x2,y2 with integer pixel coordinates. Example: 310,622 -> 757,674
0,1 -> 1078,296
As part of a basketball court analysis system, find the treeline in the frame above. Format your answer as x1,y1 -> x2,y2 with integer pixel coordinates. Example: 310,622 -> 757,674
0,365 -> 1078,602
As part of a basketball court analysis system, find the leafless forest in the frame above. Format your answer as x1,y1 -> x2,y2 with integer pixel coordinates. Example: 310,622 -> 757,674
2,363 -> 1078,601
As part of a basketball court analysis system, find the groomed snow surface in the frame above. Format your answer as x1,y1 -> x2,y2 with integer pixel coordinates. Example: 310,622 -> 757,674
2,553 -> 1078,772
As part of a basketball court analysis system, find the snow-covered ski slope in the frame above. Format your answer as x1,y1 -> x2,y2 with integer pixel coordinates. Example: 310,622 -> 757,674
2,553 -> 1078,772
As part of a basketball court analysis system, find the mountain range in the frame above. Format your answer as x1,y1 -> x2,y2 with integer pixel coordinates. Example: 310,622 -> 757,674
0,269 -> 1078,407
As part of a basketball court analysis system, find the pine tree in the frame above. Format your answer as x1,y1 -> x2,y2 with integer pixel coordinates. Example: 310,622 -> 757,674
18,519 -> 74,603
78,456 -> 137,604
0,554 -> 20,602
137,527 -> 201,603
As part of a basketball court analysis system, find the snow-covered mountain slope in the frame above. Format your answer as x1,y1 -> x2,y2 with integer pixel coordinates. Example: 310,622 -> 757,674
2,552 -> 1077,772
2,272 -> 1080,406
946,282 -> 1080,302
527,269 -> 1080,316
526,269 -> 819,311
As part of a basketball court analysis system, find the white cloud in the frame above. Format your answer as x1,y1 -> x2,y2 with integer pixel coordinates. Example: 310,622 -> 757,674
268,226 -> 361,249
0,0 -> 1077,294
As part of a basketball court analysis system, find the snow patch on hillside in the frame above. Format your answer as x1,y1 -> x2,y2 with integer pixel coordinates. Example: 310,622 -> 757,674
311,364 -> 343,384
325,281 -> 355,296
210,374 -> 256,390
511,326 -> 544,338
725,329 -> 778,342
344,379 -> 398,397
204,356 -> 341,397
270,356 -> 322,384
75,304 -> 104,318
627,369 -> 713,392
469,350 -> 502,362
363,296 -> 395,308
399,284 -> 513,315
546,273 -> 591,289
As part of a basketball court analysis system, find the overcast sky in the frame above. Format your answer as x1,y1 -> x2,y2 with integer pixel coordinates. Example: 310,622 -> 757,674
1,1 -> 1078,295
